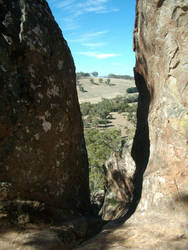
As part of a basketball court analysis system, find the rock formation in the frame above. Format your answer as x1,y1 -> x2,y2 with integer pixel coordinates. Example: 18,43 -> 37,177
132,0 -> 188,219
100,150 -> 134,221
0,0 -> 90,220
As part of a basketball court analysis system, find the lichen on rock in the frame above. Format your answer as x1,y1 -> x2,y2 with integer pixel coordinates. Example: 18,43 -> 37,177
129,0 -> 188,242
0,0 -> 90,220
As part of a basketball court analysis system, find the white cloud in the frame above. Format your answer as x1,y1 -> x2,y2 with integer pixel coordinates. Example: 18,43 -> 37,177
70,30 -> 108,43
83,31 -> 108,39
61,16 -> 80,30
52,0 -> 119,30
79,51 -> 120,59
56,0 -> 76,8
84,6 -> 105,13
82,42 -> 107,48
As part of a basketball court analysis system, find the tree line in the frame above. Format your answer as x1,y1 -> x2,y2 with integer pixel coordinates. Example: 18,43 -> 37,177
76,72 -> 134,80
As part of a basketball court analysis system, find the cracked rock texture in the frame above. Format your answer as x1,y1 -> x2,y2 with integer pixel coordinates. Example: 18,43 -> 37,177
133,0 -> 188,216
131,0 -> 188,243
0,0 -> 90,218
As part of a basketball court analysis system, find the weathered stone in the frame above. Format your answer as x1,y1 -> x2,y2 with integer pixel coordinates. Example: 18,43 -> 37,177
0,0 -> 90,218
133,0 -> 188,217
128,0 -> 188,245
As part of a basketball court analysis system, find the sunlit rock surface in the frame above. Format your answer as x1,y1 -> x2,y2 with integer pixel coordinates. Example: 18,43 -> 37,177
133,0 -> 188,221
0,0 -> 90,218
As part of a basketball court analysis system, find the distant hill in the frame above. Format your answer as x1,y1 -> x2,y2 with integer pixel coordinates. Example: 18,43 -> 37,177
77,77 -> 135,104
76,72 -> 134,80
108,74 -> 134,80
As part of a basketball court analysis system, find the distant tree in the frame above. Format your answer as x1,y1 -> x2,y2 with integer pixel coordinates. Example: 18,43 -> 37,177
92,72 -> 98,77
76,72 -> 90,78
126,87 -> 138,93
83,72 -> 90,77
90,78 -> 95,84
99,78 -> 103,84
76,72 -> 81,80
85,129 -> 122,167
78,84 -> 86,92
83,115 -> 93,128
91,117 -> 100,128
126,95 -> 138,103
108,74 -> 134,80
80,93 -> 137,128
98,118 -> 109,126
105,78 -> 111,86
80,102 -> 92,116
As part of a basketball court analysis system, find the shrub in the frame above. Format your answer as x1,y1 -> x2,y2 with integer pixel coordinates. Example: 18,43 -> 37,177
79,84 -> 86,92
90,78 -> 98,85
90,78 -> 95,84
126,95 -> 138,103
92,72 -> 98,77
105,78 -> 111,86
126,87 -> 138,93
80,95 -> 137,127
85,129 -> 123,193
108,74 -> 134,80
76,72 -> 90,79
99,78 -> 103,83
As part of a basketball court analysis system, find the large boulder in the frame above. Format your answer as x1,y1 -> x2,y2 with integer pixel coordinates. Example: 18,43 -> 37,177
0,0 -> 90,218
131,0 -> 188,237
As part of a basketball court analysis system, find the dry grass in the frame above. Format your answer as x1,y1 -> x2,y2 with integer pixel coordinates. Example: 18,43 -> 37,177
77,78 -> 135,104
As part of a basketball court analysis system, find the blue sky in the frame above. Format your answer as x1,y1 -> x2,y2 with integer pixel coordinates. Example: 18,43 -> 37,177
47,0 -> 136,76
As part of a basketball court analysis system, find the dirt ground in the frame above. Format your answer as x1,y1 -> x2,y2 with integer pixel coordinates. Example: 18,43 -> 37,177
76,210 -> 188,250
109,112 -> 134,137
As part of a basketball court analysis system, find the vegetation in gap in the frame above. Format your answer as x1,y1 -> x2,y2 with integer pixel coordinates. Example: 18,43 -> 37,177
126,87 -> 138,93
98,78 -> 103,84
108,74 -> 134,80
80,90 -> 138,195
80,95 -> 137,128
91,72 -> 98,77
76,72 -> 90,80
76,72 -> 137,196
105,78 -> 111,86
77,82 -> 87,92
85,129 -> 123,193
90,78 -> 98,85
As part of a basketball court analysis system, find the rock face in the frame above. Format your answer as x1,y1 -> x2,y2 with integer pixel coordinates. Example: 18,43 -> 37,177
0,0 -> 90,218
132,0 -> 188,236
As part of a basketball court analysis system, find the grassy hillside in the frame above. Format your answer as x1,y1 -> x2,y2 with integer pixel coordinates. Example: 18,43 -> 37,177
77,77 -> 135,103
